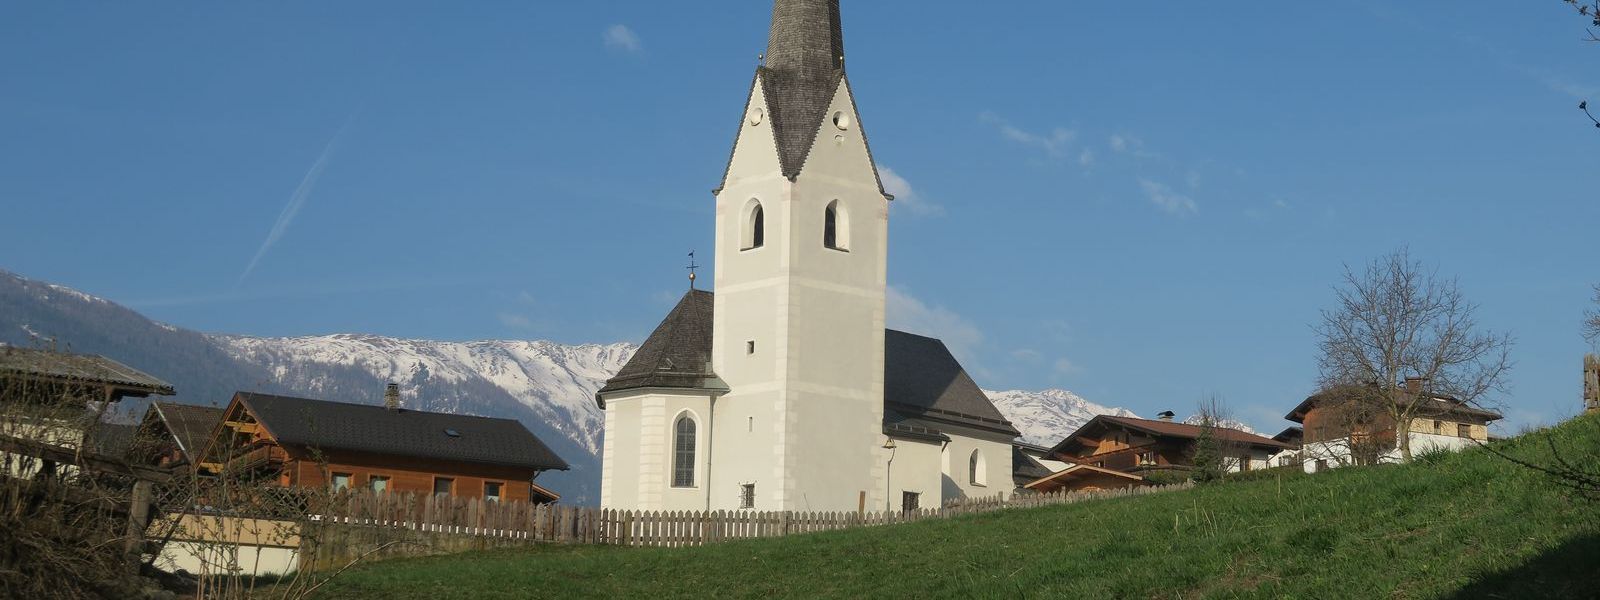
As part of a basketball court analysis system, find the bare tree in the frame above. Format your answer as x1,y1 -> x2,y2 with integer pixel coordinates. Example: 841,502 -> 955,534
1314,248 -> 1514,462
1189,396 -> 1246,482
1563,0 -> 1600,41
1584,284 -> 1600,343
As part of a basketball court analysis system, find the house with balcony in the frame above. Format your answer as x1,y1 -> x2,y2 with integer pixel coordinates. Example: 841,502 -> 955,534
197,387 -> 567,503
1287,379 -> 1502,473
1025,413 -> 1292,492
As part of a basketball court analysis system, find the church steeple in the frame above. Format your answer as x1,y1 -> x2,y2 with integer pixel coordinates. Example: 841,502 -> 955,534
760,0 -> 847,179
765,0 -> 844,78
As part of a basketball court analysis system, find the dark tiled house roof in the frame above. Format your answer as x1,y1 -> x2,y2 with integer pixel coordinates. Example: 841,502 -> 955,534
151,401 -> 224,462
594,290 -> 725,406
235,392 -> 568,472
0,345 -> 174,398
598,291 -> 1019,442
1012,445 -> 1055,487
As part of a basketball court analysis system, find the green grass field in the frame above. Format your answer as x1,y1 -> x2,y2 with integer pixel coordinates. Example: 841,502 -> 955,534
309,414 -> 1600,599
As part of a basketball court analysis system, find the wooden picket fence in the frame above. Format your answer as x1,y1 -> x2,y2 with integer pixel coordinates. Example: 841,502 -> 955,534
305,481 -> 1192,549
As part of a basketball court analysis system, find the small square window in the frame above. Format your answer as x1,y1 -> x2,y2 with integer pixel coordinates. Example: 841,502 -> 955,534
433,477 -> 454,496
485,481 -> 503,502
331,473 -> 352,491
740,484 -> 755,509
901,491 -> 920,513
369,475 -> 390,493
746,340 -> 755,355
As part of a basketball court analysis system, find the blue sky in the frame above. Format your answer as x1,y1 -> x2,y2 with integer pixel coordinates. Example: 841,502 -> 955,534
2,2 -> 1596,433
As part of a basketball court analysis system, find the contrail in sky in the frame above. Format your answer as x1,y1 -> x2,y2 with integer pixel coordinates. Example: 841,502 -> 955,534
237,114 -> 359,286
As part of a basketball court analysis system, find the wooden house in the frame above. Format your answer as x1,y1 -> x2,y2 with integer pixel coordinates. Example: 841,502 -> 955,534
1028,414 -> 1292,491
133,401 -> 224,469
0,346 -> 175,477
198,389 -> 567,503
1286,379 -> 1501,471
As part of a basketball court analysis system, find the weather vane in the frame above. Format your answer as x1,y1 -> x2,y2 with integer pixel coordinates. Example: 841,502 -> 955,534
686,251 -> 699,290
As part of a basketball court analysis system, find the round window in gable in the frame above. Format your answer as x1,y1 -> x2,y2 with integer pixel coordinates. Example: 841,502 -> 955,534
832,111 -> 852,131
748,107 -> 765,126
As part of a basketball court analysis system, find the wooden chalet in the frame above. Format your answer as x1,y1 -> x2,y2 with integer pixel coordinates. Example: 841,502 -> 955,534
0,346 -> 175,475
1285,380 -> 1502,454
198,389 -> 567,503
1023,463 -> 1148,494
133,401 -> 224,469
1030,414 -> 1292,491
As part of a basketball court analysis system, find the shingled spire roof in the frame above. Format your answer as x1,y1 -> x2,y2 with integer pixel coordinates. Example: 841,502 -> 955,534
594,290 -> 726,407
760,0 -> 846,179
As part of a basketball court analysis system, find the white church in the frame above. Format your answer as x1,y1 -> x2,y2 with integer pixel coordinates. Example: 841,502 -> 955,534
597,0 -> 1019,514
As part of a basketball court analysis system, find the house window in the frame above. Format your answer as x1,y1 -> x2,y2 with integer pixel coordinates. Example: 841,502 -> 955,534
1433,420 -> 1443,435
331,473 -> 352,491
433,477 -> 454,496
742,200 -> 765,250
1314,459 -> 1327,471
1238,455 -> 1252,472
901,491 -> 920,513
968,449 -> 987,487
369,475 -> 390,494
673,414 -> 697,488
485,481 -> 503,502
740,484 -> 755,509
746,340 -> 756,355
1138,451 -> 1156,466
1457,423 -> 1471,439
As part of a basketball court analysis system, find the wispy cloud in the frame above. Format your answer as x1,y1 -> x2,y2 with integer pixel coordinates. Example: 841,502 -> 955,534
1138,179 -> 1198,216
1109,133 -> 1158,158
238,115 -> 357,286
979,111 -> 1076,158
603,24 -> 643,53
886,285 -> 983,363
878,166 -> 942,217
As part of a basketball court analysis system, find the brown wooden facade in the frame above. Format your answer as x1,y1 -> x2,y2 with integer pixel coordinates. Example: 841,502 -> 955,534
1043,416 -> 1291,480
199,395 -> 559,504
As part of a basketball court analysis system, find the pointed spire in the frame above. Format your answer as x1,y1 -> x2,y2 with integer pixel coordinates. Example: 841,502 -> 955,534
765,0 -> 843,81
759,0 -> 847,179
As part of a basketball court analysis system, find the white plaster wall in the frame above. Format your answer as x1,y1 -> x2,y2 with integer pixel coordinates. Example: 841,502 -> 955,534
940,434 -> 1014,503
1300,431 -> 1480,473
600,390 -> 715,511
1229,448 -> 1278,473
881,437 -> 941,512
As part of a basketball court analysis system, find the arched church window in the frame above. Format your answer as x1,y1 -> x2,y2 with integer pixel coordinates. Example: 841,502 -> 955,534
969,449 -> 987,487
672,414 -> 697,488
824,200 -> 848,251
742,200 -> 765,251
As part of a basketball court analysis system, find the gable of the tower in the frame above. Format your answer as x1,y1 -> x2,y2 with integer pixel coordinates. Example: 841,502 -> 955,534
717,73 -> 785,193
790,74 -> 889,198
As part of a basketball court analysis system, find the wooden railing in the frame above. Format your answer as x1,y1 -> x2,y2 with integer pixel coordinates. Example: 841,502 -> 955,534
303,482 -> 1191,548
225,445 -> 287,473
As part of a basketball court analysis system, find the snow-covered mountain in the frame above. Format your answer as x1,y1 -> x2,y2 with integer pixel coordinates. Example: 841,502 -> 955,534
985,388 -> 1139,447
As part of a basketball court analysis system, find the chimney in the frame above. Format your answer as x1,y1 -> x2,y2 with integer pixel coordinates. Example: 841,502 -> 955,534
1403,377 -> 1428,395
384,383 -> 400,411
1156,411 -> 1175,422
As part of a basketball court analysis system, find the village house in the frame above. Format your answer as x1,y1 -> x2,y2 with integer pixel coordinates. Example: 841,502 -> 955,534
1287,378 -> 1502,473
133,401 -> 224,469
1025,413 -> 1293,493
1269,426 -> 1304,468
597,0 -> 1020,513
0,346 -> 175,478
198,385 -> 567,503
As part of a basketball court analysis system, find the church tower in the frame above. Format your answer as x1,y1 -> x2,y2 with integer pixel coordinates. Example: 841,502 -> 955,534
710,0 -> 892,512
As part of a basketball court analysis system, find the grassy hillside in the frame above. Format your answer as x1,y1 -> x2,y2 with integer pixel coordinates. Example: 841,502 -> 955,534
310,414 -> 1600,599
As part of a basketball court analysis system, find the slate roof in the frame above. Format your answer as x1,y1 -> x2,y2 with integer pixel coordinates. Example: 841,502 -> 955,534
598,291 -> 1020,442
0,345 -> 174,399
762,0 -> 844,179
595,290 -> 725,406
1012,445 -> 1055,487
884,330 -> 1020,441
235,392 -> 568,472
151,402 -> 225,462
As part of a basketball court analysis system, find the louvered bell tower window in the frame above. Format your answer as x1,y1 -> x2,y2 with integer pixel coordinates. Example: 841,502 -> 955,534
672,415 -> 697,488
